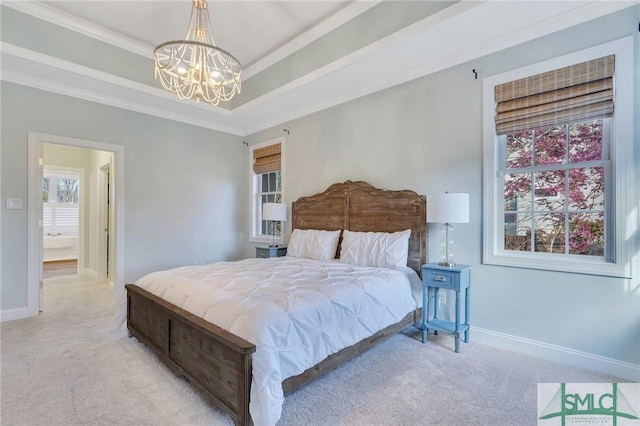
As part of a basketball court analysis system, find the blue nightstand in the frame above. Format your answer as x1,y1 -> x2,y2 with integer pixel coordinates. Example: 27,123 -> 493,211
421,263 -> 471,352
256,246 -> 287,258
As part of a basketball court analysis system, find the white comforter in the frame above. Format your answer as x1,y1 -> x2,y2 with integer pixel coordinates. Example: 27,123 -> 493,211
135,256 -> 421,426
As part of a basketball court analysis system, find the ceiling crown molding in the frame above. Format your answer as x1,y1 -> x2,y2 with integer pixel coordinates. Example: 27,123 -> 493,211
242,0 -> 379,79
2,0 -> 378,80
2,1 -> 152,57
1,42 -> 243,135
2,1 -> 636,138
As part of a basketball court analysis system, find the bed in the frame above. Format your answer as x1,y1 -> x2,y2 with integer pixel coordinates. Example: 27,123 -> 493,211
125,180 -> 427,425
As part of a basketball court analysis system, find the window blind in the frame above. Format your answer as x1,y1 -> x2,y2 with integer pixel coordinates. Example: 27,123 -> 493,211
494,55 -> 614,135
253,143 -> 281,174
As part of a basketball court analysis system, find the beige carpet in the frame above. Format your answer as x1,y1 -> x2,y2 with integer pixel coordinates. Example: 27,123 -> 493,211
1,275 -> 620,425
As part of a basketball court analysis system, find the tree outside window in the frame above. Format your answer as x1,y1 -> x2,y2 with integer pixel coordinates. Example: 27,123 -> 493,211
503,119 -> 606,257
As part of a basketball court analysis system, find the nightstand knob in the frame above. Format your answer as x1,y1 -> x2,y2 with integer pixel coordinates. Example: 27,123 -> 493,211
434,275 -> 446,282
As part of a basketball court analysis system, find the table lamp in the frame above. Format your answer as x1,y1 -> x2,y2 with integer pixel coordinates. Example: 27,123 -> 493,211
262,202 -> 287,247
427,192 -> 469,267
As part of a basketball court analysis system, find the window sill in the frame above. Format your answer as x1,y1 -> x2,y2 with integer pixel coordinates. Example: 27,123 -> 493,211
483,251 -> 630,278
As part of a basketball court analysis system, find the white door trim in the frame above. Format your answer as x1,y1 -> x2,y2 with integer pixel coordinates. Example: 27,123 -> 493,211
97,163 -> 110,282
17,132 -> 124,321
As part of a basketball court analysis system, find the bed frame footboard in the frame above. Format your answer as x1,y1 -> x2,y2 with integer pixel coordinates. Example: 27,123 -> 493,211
126,284 -> 256,426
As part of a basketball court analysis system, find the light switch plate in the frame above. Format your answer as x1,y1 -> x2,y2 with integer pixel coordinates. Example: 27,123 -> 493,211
6,198 -> 22,209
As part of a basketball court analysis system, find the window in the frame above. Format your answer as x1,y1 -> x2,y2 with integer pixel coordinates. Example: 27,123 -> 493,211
502,120 -> 609,256
42,170 -> 80,236
250,138 -> 285,243
483,37 -> 633,277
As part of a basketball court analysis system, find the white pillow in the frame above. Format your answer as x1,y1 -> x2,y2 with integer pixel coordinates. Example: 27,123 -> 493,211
286,229 -> 341,261
339,229 -> 411,269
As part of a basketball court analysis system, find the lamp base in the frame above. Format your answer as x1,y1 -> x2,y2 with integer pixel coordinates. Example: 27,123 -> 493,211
438,261 -> 456,268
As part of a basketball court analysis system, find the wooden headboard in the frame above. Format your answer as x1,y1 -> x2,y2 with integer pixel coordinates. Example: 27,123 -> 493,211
291,180 -> 427,274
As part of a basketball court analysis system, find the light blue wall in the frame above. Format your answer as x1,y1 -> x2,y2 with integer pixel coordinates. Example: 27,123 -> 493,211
243,8 -> 640,373
1,1 -> 637,380
0,82 -> 245,310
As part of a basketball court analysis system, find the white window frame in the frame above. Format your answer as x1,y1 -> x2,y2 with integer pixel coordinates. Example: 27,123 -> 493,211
482,36 -> 633,278
249,137 -> 286,244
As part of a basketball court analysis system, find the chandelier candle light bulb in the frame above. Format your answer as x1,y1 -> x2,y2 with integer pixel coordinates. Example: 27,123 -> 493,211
153,0 -> 242,106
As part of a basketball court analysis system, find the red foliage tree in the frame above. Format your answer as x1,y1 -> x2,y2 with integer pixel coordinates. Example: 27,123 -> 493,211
504,120 -> 605,256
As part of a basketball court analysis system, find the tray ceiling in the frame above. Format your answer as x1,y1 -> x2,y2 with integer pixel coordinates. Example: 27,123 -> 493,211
1,1 -> 635,136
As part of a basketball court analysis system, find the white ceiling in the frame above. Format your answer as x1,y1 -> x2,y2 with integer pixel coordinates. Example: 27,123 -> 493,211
2,1 -> 637,136
42,1 -> 364,77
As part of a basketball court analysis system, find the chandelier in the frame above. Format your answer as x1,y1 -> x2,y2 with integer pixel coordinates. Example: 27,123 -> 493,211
153,0 -> 242,106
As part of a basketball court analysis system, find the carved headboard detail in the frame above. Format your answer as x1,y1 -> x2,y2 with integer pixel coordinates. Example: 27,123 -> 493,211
291,180 -> 427,274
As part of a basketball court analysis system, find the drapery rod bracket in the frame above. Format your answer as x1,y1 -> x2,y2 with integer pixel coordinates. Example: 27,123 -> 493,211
283,129 -> 290,135
242,141 -> 248,147
472,69 -> 477,79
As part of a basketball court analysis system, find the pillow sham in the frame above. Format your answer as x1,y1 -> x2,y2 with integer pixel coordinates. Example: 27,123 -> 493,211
340,229 -> 411,269
286,229 -> 341,261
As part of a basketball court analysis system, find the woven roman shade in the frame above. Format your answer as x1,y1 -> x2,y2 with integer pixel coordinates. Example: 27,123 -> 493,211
494,55 -> 614,135
253,143 -> 281,174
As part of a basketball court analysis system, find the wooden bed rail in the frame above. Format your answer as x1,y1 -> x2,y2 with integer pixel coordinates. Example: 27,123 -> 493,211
126,284 -> 256,426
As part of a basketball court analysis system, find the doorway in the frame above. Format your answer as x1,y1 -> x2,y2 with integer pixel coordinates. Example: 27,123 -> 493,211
42,167 -> 82,279
27,132 -> 124,318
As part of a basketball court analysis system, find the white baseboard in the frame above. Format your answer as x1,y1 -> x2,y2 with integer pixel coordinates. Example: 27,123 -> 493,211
80,268 -> 98,280
472,326 -> 640,382
1,306 -> 38,322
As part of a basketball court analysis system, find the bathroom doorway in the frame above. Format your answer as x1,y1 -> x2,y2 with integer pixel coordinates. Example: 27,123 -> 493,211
23,132 -> 123,320
42,167 -> 81,279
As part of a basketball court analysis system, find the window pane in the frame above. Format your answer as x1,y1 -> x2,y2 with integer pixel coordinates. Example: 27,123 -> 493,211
42,178 -> 50,203
504,173 -> 531,210
534,127 -> 566,166
569,212 -> 604,256
569,120 -> 602,163
57,178 -> 79,203
504,212 -> 531,252
275,171 -> 282,192
506,131 -> 532,169
533,213 -> 565,253
569,167 -> 605,211
534,170 -> 565,212
268,172 -> 276,192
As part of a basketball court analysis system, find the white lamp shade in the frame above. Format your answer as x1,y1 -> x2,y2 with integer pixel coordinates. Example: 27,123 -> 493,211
263,203 -> 287,221
427,193 -> 469,224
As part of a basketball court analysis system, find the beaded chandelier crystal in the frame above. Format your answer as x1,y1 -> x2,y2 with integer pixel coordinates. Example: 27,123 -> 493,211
153,0 -> 242,106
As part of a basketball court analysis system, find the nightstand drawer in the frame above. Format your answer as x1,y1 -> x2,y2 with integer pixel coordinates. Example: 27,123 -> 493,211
423,270 -> 457,289
256,246 -> 287,258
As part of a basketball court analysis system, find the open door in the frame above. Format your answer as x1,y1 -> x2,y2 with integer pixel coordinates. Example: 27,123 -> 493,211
98,163 -> 111,281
